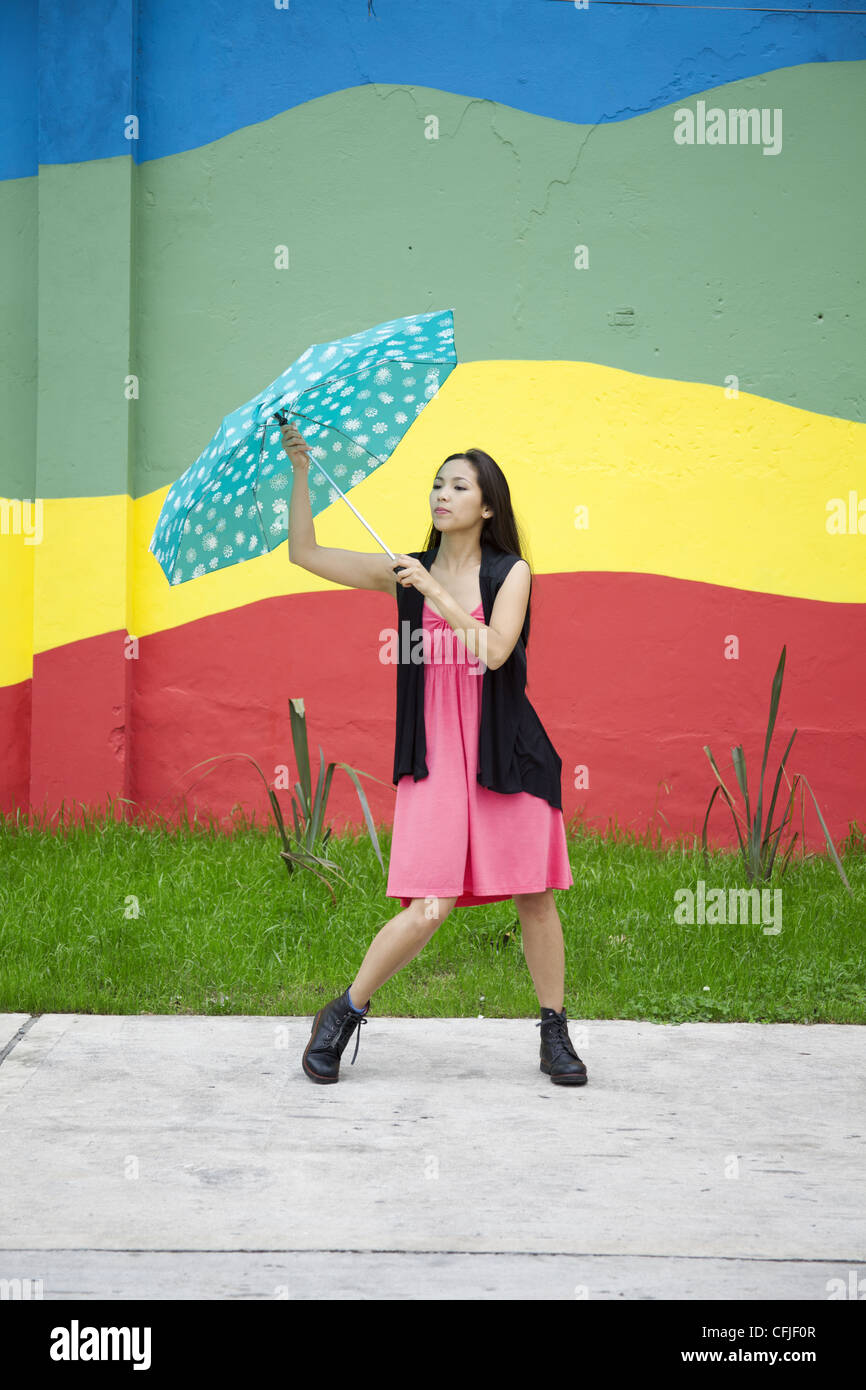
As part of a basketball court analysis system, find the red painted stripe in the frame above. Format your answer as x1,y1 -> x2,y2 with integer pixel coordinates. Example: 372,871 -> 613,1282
0,676 -> 31,817
3,575 -> 864,855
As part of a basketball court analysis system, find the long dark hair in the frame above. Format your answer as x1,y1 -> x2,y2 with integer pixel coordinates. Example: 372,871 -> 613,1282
419,447 -> 534,653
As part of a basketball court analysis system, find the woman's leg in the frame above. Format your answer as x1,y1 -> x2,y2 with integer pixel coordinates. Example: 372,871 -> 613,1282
513,888 -> 565,1014
350,896 -> 459,1006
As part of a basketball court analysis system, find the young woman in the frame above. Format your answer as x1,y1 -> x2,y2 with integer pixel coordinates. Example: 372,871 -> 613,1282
281,420 -> 587,1088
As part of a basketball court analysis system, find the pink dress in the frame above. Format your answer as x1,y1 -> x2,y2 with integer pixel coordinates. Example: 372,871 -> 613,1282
386,597 -> 574,909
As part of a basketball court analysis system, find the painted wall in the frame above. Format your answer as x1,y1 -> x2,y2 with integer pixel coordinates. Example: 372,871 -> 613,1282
1,0 -> 865,851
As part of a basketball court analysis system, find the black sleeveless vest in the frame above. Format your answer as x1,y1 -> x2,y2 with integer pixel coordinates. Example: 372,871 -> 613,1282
392,541 -> 564,811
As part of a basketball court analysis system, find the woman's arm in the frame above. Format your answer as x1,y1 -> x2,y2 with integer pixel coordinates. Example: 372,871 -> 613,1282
486,559 -> 531,668
284,421 -> 397,596
420,558 -> 531,670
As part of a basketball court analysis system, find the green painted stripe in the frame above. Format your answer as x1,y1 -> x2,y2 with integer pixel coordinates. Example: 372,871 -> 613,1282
1,65 -> 863,501
0,177 -> 36,501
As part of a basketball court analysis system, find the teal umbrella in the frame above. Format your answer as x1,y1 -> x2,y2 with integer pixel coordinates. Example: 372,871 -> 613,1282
149,308 -> 457,585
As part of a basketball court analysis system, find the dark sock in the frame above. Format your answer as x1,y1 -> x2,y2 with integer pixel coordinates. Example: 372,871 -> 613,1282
540,1005 -> 562,1020
346,987 -> 369,1015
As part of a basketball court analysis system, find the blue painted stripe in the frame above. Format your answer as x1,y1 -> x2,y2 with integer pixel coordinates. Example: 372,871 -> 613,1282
4,0 -> 866,179
1,0 -> 37,181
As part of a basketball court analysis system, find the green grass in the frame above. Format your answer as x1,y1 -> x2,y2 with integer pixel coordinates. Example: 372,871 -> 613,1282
0,803 -> 864,1022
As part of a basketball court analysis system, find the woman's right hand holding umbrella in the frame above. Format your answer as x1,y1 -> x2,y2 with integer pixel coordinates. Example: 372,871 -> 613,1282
280,420 -> 311,470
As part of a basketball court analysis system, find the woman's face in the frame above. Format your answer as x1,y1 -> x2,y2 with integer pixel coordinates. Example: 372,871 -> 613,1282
430,460 -> 483,530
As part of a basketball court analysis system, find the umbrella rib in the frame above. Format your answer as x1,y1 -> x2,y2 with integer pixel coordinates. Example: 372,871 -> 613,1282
155,316 -> 456,580
252,403 -> 389,554
266,352 -> 456,485
164,429 -> 263,578
277,352 -> 455,416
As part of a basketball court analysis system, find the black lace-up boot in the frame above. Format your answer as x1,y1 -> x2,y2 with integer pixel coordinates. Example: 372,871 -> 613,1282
536,1006 -> 588,1085
302,988 -> 369,1084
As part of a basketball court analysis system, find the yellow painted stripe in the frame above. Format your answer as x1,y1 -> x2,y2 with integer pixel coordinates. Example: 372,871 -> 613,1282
0,515 -> 34,687
2,361 -> 864,688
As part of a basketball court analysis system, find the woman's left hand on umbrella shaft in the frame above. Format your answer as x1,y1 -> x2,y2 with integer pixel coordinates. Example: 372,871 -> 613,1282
393,554 -> 439,599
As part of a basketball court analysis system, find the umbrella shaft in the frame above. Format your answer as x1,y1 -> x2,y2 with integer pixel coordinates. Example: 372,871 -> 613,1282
302,457 -> 396,561
275,407 -> 397,561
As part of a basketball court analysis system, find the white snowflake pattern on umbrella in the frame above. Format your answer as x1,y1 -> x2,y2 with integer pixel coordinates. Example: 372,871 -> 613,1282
148,309 -> 457,586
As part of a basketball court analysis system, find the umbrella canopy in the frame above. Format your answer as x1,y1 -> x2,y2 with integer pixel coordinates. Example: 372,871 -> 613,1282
149,307 -> 457,585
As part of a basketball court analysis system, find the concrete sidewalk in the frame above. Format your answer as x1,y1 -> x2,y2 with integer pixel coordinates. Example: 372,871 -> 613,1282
0,1011 -> 863,1300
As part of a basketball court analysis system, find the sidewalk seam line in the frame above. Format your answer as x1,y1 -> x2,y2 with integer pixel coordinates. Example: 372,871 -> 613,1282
0,1248 -> 860,1262
0,1014 -> 42,1067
